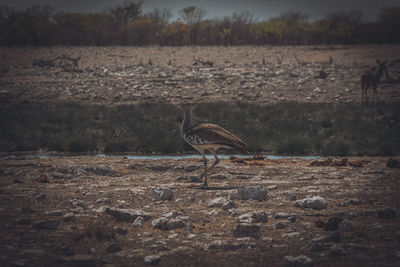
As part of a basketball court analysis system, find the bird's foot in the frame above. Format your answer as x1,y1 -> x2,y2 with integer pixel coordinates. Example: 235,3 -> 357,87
200,184 -> 209,189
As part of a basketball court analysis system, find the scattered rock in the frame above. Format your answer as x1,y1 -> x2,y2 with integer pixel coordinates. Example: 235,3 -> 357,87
35,193 -> 46,200
151,217 -> 187,230
57,254 -> 96,267
44,210 -> 64,216
328,231 -> 342,243
237,186 -> 266,201
204,240 -> 256,250
377,207 -> 396,219
238,211 -> 268,223
184,165 -> 201,172
95,197 -> 111,204
106,243 -> 122,253
21,207 -> 36,214
307,241 -> 331,252
283,255 -> 312,267
222,200 -> 237,210
325,217 -> 344,231
338,219 -> 353,232
211,174 -> 227,180
10,260 -> 28,266
348,160 -> 369,167
208,197 -> 228,208
315,219 -> 325,228
274,212 -> 291,219
274,222 -> 287,229
105,208 -> 151,222
148,241 -> 168,251
144,255 -> 161,265
386,158 -> 400,168
267,185 -> 277,190
328,244 -> 347,257
233,224 -> 261,238
115,227 -> 128,235
85,167 -> 115,176
150,187 -> 174,200
34,174 -> 50,183
282,232 -> 301,238
15,217 -> 32,225
164,210 -> 178,218
152,218 -> 169,229
55,243 -> 75,256
285,194 -> 297,201
63,213 -> 75,222
294,196 -> 328,210
133,216 -> 146,226
32,220 -> 59,230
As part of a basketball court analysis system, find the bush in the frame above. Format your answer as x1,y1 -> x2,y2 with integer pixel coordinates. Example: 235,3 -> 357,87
322,141 -> 350,156
0,102 -> 399,156
276,136 -> 312,155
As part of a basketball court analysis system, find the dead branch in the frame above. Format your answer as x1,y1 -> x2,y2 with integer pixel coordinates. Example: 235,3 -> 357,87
53,55 -> 81,68
276,55 -> 284,64
293,52 -> 301,65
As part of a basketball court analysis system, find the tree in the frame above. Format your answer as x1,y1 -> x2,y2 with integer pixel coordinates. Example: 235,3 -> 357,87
110,1 -> 142,21
378,7 -> 400,43
145,7 -> 172,45
179,6 -> 206,45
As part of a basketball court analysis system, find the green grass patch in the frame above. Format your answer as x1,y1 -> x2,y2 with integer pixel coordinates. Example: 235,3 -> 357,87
0,102 -> 399,156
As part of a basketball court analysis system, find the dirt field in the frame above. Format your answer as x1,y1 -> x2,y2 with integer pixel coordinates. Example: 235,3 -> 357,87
1,45 -> 400,105
1,45 -> 400,266
0,155 -> 399,266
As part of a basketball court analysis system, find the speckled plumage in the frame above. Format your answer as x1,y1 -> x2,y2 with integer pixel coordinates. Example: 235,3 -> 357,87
178,104 -> 247,187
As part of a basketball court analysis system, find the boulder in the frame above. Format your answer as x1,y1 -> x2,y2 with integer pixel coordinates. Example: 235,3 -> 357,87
294,196 -> 327,210
237,186 -> 266,200
150,187 -> 174,200
105,208 -> 151,222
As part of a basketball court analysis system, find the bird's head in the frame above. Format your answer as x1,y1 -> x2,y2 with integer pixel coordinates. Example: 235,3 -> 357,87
174,102 -> 197,113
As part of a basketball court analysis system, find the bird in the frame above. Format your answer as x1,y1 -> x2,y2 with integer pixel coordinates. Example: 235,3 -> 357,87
177,103 -> 247,188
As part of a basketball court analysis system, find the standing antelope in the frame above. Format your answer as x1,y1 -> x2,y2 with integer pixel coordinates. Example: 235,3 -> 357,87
361,60 -> 388,103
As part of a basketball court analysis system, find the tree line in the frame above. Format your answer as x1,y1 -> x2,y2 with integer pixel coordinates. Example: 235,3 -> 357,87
0,2 -> 399,46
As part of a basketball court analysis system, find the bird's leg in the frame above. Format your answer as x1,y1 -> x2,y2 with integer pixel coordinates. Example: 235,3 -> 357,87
207,149 -> 220,174
198,149 -> 208,188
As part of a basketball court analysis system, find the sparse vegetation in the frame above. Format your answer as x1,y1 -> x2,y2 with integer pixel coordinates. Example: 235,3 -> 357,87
86,219 -> 115,241
1,102 -> 399,156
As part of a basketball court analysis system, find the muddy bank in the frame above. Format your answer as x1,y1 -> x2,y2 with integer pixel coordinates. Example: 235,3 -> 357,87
0,155 -> 399,266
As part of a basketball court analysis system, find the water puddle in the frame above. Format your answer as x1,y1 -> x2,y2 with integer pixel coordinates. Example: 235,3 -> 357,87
4,152 -> 322,160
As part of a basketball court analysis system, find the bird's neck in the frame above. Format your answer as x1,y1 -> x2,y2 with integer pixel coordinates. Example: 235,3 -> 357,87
181,107 -> 192,135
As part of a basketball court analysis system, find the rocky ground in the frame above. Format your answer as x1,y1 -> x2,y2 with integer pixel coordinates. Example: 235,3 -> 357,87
1,45 -> 400,266
1,46 -> 400,105
0,155 -> 399,266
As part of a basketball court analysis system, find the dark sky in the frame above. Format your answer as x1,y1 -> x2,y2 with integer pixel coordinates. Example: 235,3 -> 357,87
0,0 -> 398,21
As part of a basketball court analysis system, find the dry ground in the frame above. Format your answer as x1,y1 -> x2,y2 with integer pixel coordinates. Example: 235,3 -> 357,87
1,45 -> 400,105
1,46 -> 400,266
0,155 -> 399,266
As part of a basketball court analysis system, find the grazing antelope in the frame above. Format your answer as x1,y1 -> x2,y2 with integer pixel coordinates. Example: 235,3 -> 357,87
361,60 -> 388,103
177,103 -> 247,188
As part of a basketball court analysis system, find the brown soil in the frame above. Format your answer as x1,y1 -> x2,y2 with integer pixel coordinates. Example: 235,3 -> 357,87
0,155 -> 399,266
1,46 -> 400,266
1,45 -> 400,105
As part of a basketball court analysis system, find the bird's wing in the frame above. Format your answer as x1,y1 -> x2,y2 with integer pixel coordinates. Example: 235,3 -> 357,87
188,123 -> 247,149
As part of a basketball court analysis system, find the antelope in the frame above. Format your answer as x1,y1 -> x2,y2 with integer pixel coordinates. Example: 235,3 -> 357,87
361,60 -> 388,103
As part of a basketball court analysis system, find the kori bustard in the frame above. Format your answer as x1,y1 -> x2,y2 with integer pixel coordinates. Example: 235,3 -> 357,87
178,103 -> 247,188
